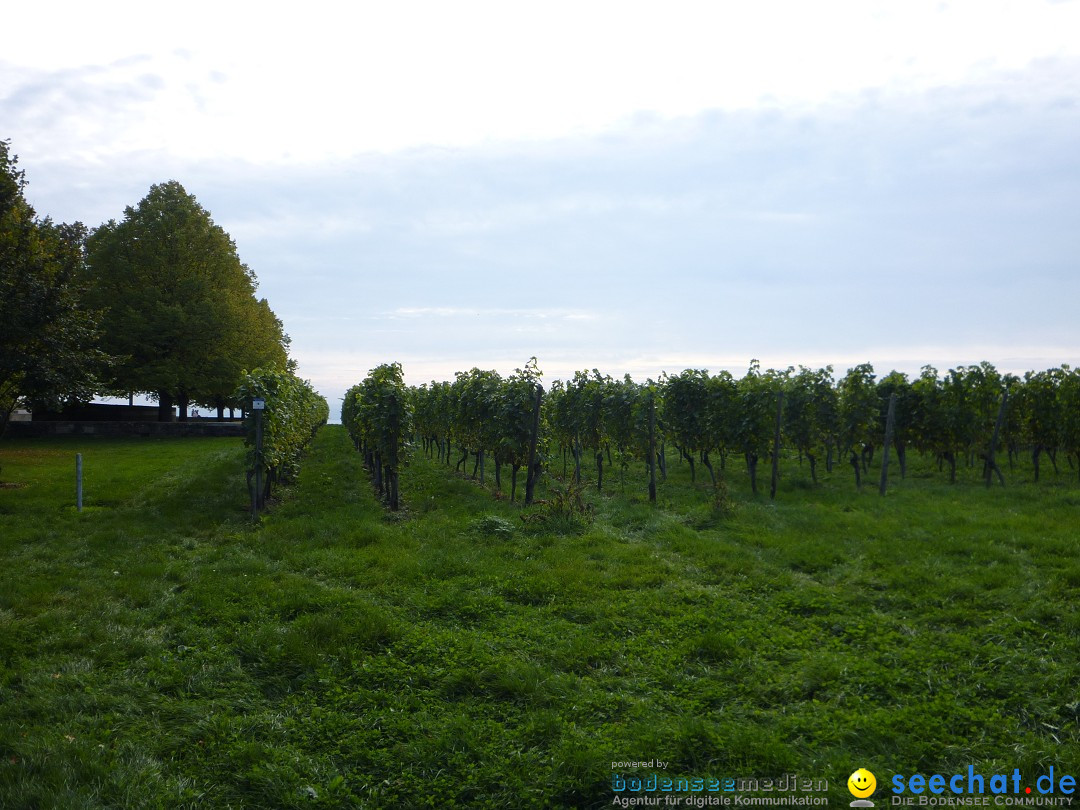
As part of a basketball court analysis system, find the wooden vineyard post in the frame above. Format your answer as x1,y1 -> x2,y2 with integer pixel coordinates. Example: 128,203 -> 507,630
76,453 -> 83,512
770,392 -> 783,500
524,383 -> 543,506
879,393 -> 896,496
252,397 -> 265,516
985,390 -> 1008,488
388,392 -> 400,511
648,392 -> 657,503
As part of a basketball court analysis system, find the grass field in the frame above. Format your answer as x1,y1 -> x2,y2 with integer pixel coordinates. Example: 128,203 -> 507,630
1,428 -> 1078,808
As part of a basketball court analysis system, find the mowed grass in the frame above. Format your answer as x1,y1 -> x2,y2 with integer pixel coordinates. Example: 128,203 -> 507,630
1,428 -> 1078,808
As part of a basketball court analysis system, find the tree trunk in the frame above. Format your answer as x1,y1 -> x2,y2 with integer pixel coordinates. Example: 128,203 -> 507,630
388,419 -> 399,509
157,390 -> 175,422
770,391 -> 783,500
177,391 -> 190,422
850,451 -> 862,489
748,453 -> 758,495
985,392 -> 1007,488
879,393 -> 896,496
701,452 -> 716,487
511,464 -> 519,502
648,397 -> 657,503
524,383 -> 543,506
807,452 -> 817,483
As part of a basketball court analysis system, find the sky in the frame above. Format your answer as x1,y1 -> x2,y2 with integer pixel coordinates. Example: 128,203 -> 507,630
4,1 -> 1079,418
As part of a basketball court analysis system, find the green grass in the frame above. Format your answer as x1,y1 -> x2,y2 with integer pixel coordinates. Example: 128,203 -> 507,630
1,429 -> 1078,808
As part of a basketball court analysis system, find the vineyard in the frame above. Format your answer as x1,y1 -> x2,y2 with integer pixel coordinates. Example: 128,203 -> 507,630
236,369 -> 328,512
344,359 -> 1080,509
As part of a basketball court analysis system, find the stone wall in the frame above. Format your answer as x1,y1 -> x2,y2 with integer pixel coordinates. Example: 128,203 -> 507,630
7,421 -> 244,438
32,403 -> 167,422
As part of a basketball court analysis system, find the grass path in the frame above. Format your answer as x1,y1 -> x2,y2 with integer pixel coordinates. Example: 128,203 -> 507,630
2,427 -> 1078,808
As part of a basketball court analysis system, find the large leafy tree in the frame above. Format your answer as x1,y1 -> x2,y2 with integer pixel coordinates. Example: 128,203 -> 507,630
0,141 -> 106,437
85,181 -> 288,421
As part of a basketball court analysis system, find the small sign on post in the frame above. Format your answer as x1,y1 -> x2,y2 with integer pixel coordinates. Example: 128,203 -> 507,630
251,398 -> 265,411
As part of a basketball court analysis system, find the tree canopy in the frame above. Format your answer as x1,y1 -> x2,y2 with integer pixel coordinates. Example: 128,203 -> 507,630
0,141 -> 106,436
85,181 -> 288,420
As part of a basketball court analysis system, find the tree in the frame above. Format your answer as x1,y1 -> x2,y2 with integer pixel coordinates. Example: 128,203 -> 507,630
547,370 -> 610,488
343,363 -> 410,509
837,363 -> 878,486
1015,368 -> 1062,482
85,181 -> 287,421
733,361 -> 781,495
1058,365 -> 1080,483
0,141 -> 106,438
495,358 -> 543,501
201,296 -> 290,420
875,370 -> 915,479
661,369 -> 714,485
452,368 -> 502,482
785,366 -> 835,483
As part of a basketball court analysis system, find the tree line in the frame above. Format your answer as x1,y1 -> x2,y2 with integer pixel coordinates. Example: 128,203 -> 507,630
1,140 -> 293,436
346,358 -> 1080,509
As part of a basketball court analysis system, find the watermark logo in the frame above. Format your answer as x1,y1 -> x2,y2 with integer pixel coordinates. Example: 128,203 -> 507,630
848,768 -> 877,807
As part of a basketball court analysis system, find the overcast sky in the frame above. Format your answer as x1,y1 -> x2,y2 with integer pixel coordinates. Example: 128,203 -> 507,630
4,1 -> 1079,416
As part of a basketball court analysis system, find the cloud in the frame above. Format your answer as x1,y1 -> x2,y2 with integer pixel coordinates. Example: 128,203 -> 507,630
0,57 -> 163,152
386,307 -> 600,321
5,56 -> 1078,406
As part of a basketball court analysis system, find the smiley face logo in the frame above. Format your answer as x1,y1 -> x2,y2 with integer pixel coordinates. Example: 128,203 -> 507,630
848,768 -> 877,798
